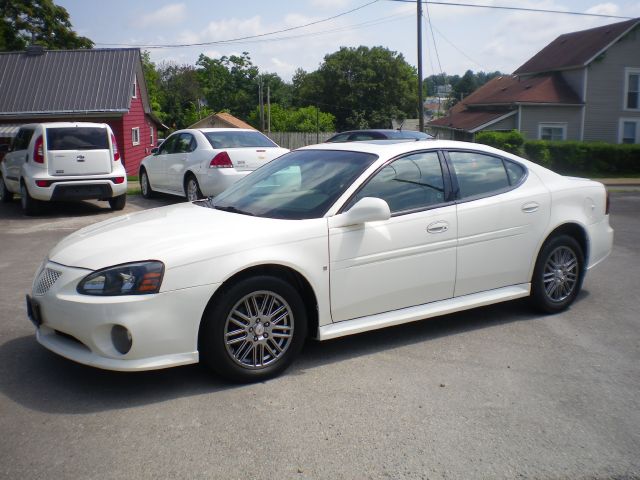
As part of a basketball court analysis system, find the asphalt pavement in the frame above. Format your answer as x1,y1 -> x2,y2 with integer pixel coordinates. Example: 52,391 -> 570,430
0,192 -> 639,479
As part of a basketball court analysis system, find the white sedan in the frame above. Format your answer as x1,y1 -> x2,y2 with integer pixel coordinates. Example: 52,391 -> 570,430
27,140 -> 613,382
138,128 -> 288,201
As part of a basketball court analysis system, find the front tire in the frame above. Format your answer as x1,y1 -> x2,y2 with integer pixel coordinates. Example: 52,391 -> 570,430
185,174 -> 203,202
20,182 -> 42,216
139,169 -> 155,199
109,193 -> 127,210
0,174 -> 13,203
531,234 -> 584,313
199,275 -> 307,383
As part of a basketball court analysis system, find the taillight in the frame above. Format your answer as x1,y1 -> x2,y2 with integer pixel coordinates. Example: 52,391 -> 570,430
113,177 -> 125,184
35,180 -> 51,187
33,136 -> 44,163
111,133 -> 120,162
209,151 -> 233,168
605,189 -> 610,215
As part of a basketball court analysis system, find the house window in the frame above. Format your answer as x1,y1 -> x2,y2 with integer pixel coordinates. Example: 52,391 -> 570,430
132,75 -> 137,98
619,118 -> 639,144
132,127 -> 140,146
624,68 -> 640,110
539,123 -> 567,141
149,125 -> 154,146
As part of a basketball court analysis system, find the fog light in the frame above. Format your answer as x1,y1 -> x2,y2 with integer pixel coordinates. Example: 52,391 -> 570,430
111,325 -> 132,354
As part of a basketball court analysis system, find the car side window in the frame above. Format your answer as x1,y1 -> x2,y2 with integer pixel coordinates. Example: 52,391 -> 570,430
346,151 -> 445,214
448,151 -> 510,199
158,135 -> 178,154
176,133 -> 195,153
504,160 -> 526,186
12,128 -> 34,151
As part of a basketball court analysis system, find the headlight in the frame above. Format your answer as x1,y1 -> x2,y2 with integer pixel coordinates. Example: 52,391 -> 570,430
77,261 -> 164,296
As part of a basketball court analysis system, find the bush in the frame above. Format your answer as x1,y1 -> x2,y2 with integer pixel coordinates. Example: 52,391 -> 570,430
475,130 -> 524,155
524,141 -> 640,175
475,132 -> 640,176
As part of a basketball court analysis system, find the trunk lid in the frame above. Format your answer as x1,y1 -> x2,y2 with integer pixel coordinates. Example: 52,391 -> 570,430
227,147 -> 288,171
45,126 -> 113,176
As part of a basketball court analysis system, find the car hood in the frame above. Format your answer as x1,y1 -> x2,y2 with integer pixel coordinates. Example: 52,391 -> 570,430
48,202 -> 327,271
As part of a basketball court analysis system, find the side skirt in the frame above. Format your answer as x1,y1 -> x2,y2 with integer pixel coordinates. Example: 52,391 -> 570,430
318,284 -> 530,341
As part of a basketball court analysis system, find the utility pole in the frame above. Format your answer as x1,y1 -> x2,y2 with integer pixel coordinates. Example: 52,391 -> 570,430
267,85 -> 271,134
258,78 -> 265,132
417,0 -> 425,132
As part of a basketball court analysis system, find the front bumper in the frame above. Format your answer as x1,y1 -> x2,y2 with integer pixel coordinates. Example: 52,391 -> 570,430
29,261 -> 219,371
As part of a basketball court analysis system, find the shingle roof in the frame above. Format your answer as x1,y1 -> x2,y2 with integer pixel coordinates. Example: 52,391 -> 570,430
514,18 -> 640,75
0,48 -> 140,115
214,112 -> 255,129
428,74 -> 581,132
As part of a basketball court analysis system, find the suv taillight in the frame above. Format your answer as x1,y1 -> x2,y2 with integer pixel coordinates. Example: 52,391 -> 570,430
33,136 -> 44,163
209,151 -> 233,168
111,133 -> 120,161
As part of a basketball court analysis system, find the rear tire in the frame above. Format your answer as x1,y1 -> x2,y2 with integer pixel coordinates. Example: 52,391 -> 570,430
185,174 -> 203,202
140,169 -> 155,199
531,234 -> 584,314
109,193 -> 127,211
199,275 -> 307,383
20,182 -> 42,216
0,174 -> 13,203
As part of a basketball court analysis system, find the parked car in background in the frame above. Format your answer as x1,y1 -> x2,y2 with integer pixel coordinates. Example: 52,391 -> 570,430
139,128 -> 289,201
27,140 -> 612,382
326,129 -> 434,143
0,122 -> 127,215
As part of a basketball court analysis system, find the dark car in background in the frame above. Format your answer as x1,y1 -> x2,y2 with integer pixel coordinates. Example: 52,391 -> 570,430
326,129 -> 434,143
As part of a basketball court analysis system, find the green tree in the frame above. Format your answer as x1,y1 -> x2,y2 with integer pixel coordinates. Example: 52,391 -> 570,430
197,52 -> 260,120
156,62 -> 205,130
0,0 -> 93,50
293,46 -> 417,131
141,51 -> 164,119
247,104 -> 335,132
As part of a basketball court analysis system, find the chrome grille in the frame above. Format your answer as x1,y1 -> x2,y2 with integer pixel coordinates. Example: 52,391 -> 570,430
34,268 -> 62,296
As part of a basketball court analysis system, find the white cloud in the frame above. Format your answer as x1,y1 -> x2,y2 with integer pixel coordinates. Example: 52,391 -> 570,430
138,4 -> 187,29
309,0 -> 352,9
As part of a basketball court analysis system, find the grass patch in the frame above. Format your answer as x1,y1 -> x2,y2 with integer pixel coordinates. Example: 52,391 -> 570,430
127,176 -> 140,195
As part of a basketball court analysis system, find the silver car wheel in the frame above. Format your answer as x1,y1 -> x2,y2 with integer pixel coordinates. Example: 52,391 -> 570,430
141,172 -> 149,196
224,290 -> 294,369
543,246 -> 579,302
186,178 -> 200,201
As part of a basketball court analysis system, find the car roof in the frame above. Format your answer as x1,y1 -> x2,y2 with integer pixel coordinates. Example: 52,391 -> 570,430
298,139 -> 544,171
179,128 -> 260,134
17,122 -> 109,129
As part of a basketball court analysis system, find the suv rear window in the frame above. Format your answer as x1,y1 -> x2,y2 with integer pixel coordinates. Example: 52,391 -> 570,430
204,131 -> 277,149
46,127 -> 109,150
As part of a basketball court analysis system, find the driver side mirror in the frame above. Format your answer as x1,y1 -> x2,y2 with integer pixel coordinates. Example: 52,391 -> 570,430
151,147 -> 159,155
329,197 -> 391,228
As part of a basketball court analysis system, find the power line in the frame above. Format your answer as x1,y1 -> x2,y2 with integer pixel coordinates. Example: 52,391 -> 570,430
94,0 -> 380,48
385,0 -> 633,20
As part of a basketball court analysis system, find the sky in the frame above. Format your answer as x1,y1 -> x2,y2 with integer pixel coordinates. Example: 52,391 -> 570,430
56,0 -> 640,81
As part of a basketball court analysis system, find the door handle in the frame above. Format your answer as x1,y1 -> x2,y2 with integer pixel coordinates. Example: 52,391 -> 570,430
427,221 -> 449,234
521,202 -> 539,213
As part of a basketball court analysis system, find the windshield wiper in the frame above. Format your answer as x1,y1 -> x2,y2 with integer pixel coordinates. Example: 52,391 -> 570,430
213,205 -> 255,216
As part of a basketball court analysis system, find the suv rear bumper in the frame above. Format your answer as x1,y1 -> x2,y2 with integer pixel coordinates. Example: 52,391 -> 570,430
25,176 -> 127,201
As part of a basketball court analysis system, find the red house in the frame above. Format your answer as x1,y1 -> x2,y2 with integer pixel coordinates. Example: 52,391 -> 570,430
0,46 -> 165,175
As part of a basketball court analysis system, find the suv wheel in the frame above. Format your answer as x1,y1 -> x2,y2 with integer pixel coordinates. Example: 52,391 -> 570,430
20,182 -> 41,216
109,194 -> 127,211
0,174 -> 13,203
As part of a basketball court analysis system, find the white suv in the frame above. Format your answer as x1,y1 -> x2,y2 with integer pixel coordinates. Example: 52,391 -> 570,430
0,122 -> 127,215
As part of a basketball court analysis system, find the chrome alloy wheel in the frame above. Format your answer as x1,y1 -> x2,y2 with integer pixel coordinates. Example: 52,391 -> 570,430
141,172 -> 149,196
543,246 -> 579,302
224,290 -> 294,369
186,178 -> 199,201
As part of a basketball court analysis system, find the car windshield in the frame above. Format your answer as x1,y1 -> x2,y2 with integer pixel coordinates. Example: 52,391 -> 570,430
202,149 -> 378,219
203,131 -> 277,149
46,127 -> 109,150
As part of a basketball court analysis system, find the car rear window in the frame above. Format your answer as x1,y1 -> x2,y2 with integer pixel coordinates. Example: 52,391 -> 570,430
204,131 -> 277,149
46,127 -> 109,150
